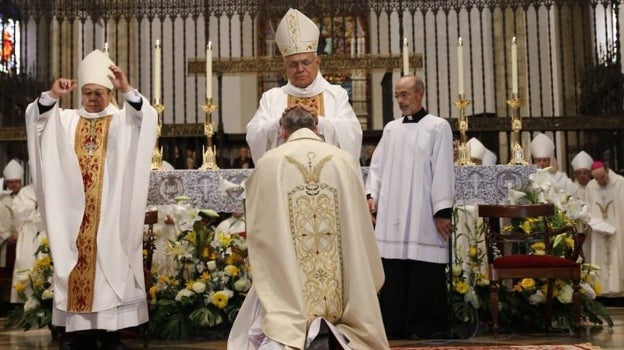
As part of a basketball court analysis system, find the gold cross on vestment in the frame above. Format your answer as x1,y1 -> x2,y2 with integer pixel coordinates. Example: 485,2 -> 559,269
596,200 -> 613,220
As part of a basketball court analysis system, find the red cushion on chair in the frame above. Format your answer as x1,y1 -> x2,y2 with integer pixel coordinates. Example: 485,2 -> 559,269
493,254 -> 578,268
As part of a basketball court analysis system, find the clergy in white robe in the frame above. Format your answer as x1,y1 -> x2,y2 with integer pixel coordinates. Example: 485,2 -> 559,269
10,184 -> 47,303
529,133 -> 577,195
366,76 -> 454,338
585,162 -> 624,295
0,160 -> 24,266
25,49 -> 157,347
365,76 -> 454,339
571,150 -> 594,201
229,106 -> 388,350
246,8 -> 362,165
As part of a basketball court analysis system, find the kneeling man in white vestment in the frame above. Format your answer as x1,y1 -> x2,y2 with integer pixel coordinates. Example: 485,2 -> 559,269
228,106 -> 389,349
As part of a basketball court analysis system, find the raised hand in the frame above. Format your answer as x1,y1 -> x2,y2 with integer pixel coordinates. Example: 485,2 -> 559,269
108,64 -> 131,93
50,78 -> 77,99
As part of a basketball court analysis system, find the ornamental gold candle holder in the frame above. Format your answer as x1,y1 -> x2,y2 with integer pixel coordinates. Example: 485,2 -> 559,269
453,95 -> 473,166
151,99 -> 166,170
200,98 -> 219,170
506,95 -> 527,165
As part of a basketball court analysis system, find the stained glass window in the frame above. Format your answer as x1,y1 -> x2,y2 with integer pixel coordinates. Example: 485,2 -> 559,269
0,3 -> 20,74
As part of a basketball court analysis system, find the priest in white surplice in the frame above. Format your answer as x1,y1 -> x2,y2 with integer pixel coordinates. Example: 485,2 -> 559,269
229,107 -> 389,349
366,76 -> 454,339
0,159 -> 23,306
585,161 -> 624,295
25,49 -> 158,349
529,133 -> 577,194
570,150 -> 594,200
246,8 -> 362,165
10,184 -> 47,304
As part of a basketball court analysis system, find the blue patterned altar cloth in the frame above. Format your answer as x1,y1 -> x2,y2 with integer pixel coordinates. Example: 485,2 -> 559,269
147,165 -> 537,212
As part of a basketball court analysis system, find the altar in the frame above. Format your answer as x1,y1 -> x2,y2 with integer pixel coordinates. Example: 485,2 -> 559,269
146,165 -> 537,211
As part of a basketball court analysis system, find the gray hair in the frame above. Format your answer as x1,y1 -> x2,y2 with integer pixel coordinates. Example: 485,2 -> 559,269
280,107 -> 316,134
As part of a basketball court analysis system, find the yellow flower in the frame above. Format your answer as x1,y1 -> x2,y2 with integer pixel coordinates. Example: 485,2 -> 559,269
593,282 -> 602,296
186,280 -> 195,290
226,253 -> 242,265
218,232 -> 233,248
158,275 -> 170,284
14,281 -> 25,292
455,281 -> 469,294
564,237 -> 575,248
521,220 -> 533,234
40,237 -> 49,247
34,256 -> 51,269
149,286 -> 158,300
200,271 -> 210,281
224,265 -> 240,277
32,277 -> 44,289
185,231 -> 197,245
468,246 -> 478,258
211,291 -> 229,309
143,249 -> 148,257
201,246 -> 211,259
531,242 -> 545,251
520,278 -> 535,290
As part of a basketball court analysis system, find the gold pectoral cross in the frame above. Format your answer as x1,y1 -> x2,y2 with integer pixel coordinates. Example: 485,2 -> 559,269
596,200 -> 613,220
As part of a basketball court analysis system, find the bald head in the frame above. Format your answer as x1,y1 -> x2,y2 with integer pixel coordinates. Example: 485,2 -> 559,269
394,76 -> 425,116
591,164 -> 609,187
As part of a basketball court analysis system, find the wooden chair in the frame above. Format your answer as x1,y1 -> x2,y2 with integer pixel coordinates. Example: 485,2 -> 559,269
142,210 -> 158,348
477,204 -> 582,338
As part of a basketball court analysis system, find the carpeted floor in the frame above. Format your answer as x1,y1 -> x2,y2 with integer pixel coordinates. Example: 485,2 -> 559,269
391,343 -> 600,350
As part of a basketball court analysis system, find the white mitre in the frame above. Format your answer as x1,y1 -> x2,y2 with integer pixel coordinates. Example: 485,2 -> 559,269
466,137 -> 486,161
529,133 -> 555,158
275,8 -> 319,57
571,151 -> 593,171
3,159 -> 24,180
482,149 -> 497,166
78,49 -> 115,90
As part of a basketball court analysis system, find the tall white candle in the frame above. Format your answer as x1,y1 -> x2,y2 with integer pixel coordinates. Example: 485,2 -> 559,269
350,38 -> 356,58
206,42 -> 213,99
457,37 -> 464,96
103,42 -> 109,56
402,37 -> 409,76
153,40 -> 161,101
511,36 -> 518,95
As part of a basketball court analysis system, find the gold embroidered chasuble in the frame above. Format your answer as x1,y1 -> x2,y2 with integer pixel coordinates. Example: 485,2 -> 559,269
236,128 -> 388,349
287,93 -> 325,117
68,115 -> 112,312
286,154 -> 342,323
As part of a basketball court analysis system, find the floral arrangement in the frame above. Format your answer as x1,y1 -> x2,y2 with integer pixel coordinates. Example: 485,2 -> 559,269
148,196 -> 251,340
5,236 -> 54,331
451,167 -> 613,334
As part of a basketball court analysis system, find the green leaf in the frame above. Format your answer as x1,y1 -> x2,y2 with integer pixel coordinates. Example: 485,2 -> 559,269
189,307 -> 222,328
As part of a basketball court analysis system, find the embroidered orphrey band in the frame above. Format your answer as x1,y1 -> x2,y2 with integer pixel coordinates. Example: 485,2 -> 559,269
67,115 -> 112,312
287,93 -> 325,117
286,152 -> 343,324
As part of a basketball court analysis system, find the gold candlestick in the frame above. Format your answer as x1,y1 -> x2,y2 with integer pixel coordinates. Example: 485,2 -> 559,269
506,94 -> 527,165
200,98 -> 219,170
151,99 -> 166,170
453,95 -> 473,166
